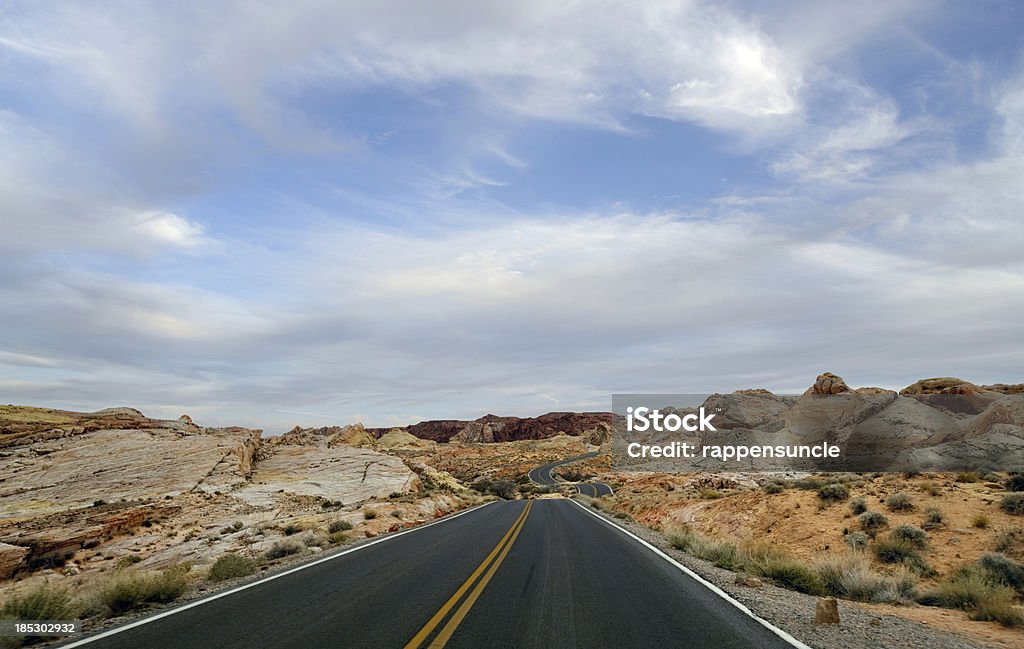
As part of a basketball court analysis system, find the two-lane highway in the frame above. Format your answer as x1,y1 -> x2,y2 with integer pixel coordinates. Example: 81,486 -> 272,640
528,452 -> 615,497
63,499 -> 804,649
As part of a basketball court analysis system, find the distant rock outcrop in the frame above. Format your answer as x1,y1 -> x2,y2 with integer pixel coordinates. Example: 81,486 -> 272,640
808,372 -> 850,395
369,412 -> 617,444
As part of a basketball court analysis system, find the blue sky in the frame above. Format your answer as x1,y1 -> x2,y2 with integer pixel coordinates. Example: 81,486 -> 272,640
1,1 -> 1023,432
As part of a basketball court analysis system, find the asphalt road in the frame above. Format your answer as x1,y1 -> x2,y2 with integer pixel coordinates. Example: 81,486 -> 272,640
62,499 -> 801,649
528,452 -> 615,497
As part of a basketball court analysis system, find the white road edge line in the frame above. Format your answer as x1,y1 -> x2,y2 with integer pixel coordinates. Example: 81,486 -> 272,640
568,498 -> 813,649
59,500 -> 498,648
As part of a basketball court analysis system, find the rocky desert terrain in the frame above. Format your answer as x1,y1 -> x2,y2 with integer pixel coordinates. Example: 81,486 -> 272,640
2,373 -> 1023,647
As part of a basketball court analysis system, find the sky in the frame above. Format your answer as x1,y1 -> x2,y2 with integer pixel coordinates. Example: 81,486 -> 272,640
1,1 -> 1023,432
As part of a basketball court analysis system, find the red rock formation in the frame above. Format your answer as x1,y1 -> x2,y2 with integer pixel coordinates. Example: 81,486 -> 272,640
369,412 -> 616,443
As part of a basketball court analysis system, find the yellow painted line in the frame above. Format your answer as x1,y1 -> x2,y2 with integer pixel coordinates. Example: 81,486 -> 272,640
427,500 -> 533,648
403,501 -> 532,649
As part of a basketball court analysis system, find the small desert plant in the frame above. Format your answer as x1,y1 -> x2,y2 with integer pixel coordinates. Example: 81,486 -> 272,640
763,483 -> 784,494
692,539 -> 741,569
891,524 -> 928,549
700,488 -> 723,500
922,507 -> 944,530
956,471 -> 980,483
886,492 -> 914,512
1000,493 -> 1024,515
363,508 -> 378,520
282,523 -> 301,536
818,483 -> 849,502
978,553 -> 1024,594
848,497 -> 868,515
994,527 -> 1024,557
814,553 -> 917,603
919,565 -> 1022,626
858,510 -> 889,537
263,540 -> 302,560
232,521 -> 244,531
207,554 -> 257,582
920,482 -> 940,496
328,531 -> 348,545
328,519 -> 353,534
972,514 -> 990,529
845,531 -> 870,550
748,554 -> 824,595
1005,474 -> 1024,492
666,525 -> 701,552
115,554 -> 143,568
98,565 -> 190,616
873,535 -> 925,570
1,582 -> 79,622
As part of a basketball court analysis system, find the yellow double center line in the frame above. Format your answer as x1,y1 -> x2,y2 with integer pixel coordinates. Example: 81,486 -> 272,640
404,500 -> 533,649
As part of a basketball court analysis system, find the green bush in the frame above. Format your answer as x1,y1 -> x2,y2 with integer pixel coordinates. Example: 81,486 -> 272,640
1006,474 -> 1024,492
264,540 -> 302,560
818,483 -> 849,502
848,497 -> 867,515
328,519 -> 353,534
1001,493 -> 1024,515
891,524 -> 928,549
886,492 -> 914,512
208,554 -> 257,582
858,510 -> 889,537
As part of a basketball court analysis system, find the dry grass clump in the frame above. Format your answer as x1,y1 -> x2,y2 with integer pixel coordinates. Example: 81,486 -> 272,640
207,554 -> 257,582
98,564 -> 191,617
263,540 -> 303,560
814,552 -> 917,603
919,565 -> 1023,627
886,492 -> 915,512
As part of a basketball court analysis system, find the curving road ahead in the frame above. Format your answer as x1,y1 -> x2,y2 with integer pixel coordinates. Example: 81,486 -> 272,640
61,499 -> 805,649
528,452 -> 614,497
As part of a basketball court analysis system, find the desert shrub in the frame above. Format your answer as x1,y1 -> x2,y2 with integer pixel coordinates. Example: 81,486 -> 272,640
886,492 -> 914,512
328,531 -> 348,545
979,553 -> 1024,594
115,554 -> 143,568
98,565 -> 190,616
692,539 -> 741,569
700,488 -> 723,500
891,524 -> 928,549
748,554 -> 824,595
919,565 -> 1022,626
920,482 -> 940,496
848,497 -> 868,515
232,521 -> 243,531
956,471 -> 980,483
666,526 -> 701,552
282,523 -> 301,536
845,531 -> 870,550
818,483 -> 849,502
362,508 -> 378,520
792,478 -> 825,491
873,535 -> 924,569
328,519 -> 353,534
922,507 -> 944,530
302,534 -> 328,548
1,582 -> 79,622
1000,494 -> 1024,515
612,511 -> 632,520
207,554 -> 256,582
815,553 -> 917,603
858,510 -> 889,537
1005,474 -> 1024,492
263,540 -> 302,560
982,472 -> 1002,482
763,483 -> 784,494
972,514 -> 990,529
994,527 -> 1024,557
